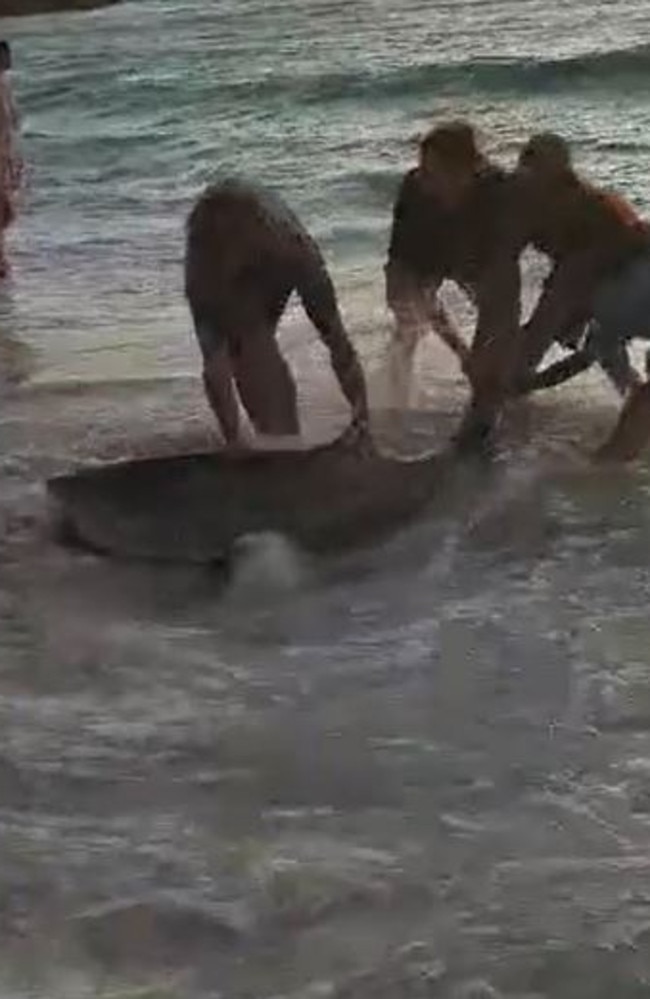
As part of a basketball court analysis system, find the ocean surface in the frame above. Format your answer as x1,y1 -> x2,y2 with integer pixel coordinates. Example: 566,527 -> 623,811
2,0 -> 650,995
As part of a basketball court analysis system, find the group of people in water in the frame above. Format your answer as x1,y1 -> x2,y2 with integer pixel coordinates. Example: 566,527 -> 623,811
2,68 -> 647,459
185,121 -> 650,460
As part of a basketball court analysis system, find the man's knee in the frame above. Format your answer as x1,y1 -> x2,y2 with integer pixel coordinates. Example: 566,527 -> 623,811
595,379 -> 650,462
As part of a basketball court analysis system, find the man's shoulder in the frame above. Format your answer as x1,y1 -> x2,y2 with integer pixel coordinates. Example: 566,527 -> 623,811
476,162 -> 515,195
395,168 -> 422,200
401,167 -> 420,185
588,182 -> 644,225
393,168 -> 447,219
553,176 -> 647,240
199,177 -> 304,226
471,166 -> 520,220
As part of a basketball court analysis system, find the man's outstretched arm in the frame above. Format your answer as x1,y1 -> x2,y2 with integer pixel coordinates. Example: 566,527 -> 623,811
454,256 -> 522,452
298,263 -> 370,430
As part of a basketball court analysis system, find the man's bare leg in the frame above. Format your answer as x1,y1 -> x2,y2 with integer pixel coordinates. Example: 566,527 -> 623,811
385,263 -> 433,410
387,316 -> 422,411
0,194 -> 14,278
428,296 -> 471,369
387,290 -> 468,409
232,327 -> 300,437
454,271 -> 520,454
594,379 -> 650,462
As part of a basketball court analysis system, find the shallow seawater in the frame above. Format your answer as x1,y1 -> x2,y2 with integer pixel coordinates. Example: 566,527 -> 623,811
3,0 -> 650,995
3,372 -> 650,998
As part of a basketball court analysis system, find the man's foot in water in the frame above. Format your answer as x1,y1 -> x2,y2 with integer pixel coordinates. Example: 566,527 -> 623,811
593,380 -> 650,463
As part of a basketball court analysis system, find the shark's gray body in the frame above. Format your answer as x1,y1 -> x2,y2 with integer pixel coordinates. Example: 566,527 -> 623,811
47,437 -> 449,563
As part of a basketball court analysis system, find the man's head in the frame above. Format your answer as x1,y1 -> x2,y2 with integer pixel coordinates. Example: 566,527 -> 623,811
0,41 -> 12,72
516,132 -> 572,188
417,120 -> 483,206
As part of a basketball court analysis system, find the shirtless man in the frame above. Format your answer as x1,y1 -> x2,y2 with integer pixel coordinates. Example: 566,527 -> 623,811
513,132 -> 650,386
385,120 -> 520,450
185,179 -> 369,446
512,133 -> 650,459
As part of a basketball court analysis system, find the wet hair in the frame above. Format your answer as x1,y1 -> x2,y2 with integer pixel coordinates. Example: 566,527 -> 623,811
0,41 -> 11,69
519,132 -> 572,173
419,120 -> 482,170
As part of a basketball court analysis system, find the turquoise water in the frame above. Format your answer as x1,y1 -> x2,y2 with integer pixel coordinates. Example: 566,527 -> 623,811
3,1 -> 650,996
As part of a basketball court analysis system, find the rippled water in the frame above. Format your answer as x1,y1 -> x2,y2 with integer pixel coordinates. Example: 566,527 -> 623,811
2,0 -> 650,995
